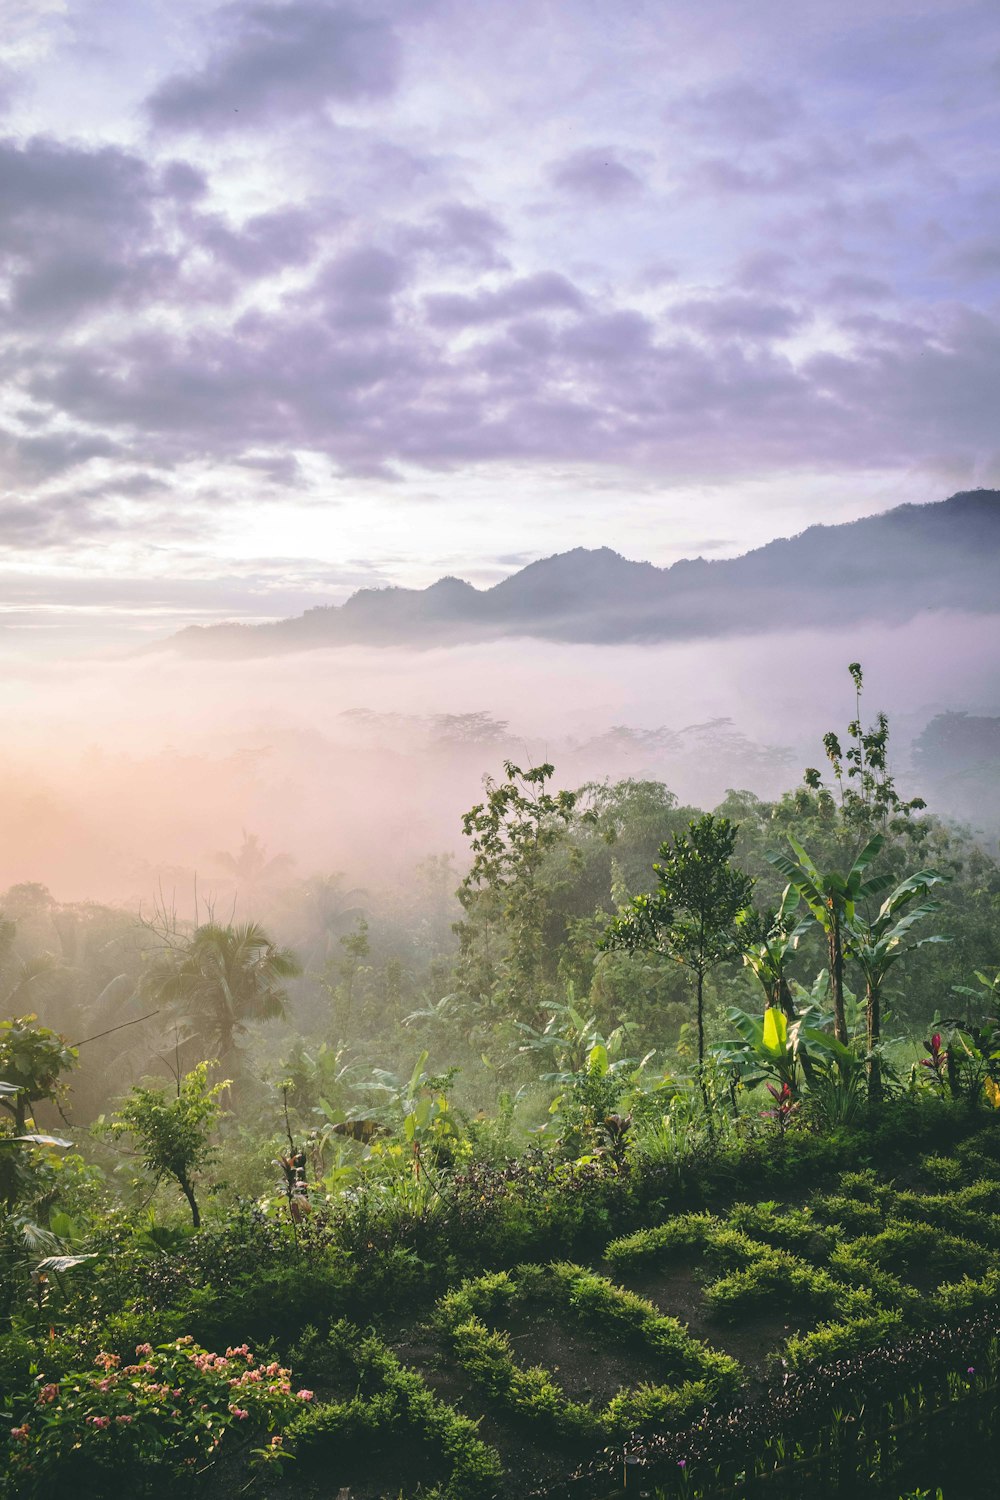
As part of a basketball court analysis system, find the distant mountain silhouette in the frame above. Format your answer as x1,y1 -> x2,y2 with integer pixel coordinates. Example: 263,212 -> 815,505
164,490 -> 1000,657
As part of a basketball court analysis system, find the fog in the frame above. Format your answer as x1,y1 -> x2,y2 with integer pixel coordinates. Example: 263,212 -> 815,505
1,609 -> 998,905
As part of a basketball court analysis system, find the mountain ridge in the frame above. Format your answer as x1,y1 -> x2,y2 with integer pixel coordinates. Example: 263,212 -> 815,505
162,489 -> 1000,657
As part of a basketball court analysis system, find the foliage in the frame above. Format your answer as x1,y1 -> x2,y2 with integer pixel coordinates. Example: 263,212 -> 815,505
602,814 -> 753,1100
456,760 -> 578,1017
105,1062 -> 229,1227
0,1016 -> 77,1133
803,662 -> 927,838
2,1336 -> 307,1498
139,922 -> 301,1075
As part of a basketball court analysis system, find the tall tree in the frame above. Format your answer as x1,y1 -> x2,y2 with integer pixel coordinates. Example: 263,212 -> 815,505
804,662 -> 926,841
140,922 -> 301,1076
457,761 -> 577,1018
601,814 -> 753,1108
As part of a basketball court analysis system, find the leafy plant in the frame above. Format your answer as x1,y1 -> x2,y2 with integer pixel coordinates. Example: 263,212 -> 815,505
105,1062 -> 229,1227
602,814 -> 753,1109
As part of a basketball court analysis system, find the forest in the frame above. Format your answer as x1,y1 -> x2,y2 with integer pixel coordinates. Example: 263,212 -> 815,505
3,664 -> 1000,1500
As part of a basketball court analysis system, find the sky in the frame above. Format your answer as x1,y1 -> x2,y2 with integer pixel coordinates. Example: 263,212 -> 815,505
0,0 -> 999,650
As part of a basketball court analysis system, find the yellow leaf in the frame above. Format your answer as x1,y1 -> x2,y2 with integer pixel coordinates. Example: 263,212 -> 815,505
763,1007 -> 788,1052
985,1078 -> 1000,1109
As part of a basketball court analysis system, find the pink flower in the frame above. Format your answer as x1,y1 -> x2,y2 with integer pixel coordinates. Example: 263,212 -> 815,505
10,1426 -> 29,1442
115,1415 -> 132,1425
37,1384 -> 58,1404
228,1406 -> 250,1420
296,1389 -> 314,1401
270,1435 -> 283,1447
92,1416 -> 111,1429
135,1343 -> 153,1356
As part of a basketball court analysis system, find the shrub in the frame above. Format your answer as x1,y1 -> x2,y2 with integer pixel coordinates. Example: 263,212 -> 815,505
288,1327 -> 503,1500
3,1337 -> 307,1498
703,1248 -> 865,1323
437,1262 -> 741,1442
781,1310 -> 905,1369
604,1213 -> 721,1270
727,1201 -> 837,1260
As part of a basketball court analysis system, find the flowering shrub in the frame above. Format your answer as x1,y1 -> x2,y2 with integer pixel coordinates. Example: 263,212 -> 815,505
5,1337 -> 311,1498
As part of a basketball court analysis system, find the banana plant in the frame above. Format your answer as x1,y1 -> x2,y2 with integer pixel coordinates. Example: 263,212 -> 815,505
844,867 -> 949,1105
766,834 -> 896,1046
717,998 -> 860,1102
736,885 -> 810,1021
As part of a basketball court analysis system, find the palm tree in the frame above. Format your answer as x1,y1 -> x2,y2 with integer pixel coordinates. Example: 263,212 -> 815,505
141,922 -> 301,1075
766,834 -> 895,1047
213,832 -> 294,913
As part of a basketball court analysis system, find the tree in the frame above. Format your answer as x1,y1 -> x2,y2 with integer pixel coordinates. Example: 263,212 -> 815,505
0,1016 -> 77,1133
844,867 -> 949,1105
213,831 -> 294,908
601,814 -> 753,1108
766,834 -> 896,1047
108,1062 -> 229,1227
140,922 -> 301,1076
457,761 -> 578,1017
803,662 -> 926,840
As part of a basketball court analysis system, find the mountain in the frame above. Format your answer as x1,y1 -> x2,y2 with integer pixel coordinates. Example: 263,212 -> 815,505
163,489 -> 1000,657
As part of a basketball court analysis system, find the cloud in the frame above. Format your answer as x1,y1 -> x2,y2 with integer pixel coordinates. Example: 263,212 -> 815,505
0,425 -> 122,482
823,272 -> 893,302
403,202 -> 510,270
548,146 -> 643,201
668,80 -> 802,142
147,1 -> 401,133
424,272 -> 584,328
195,205 -> 329,277
671,295 -> 806,340
941,239 -> 1000,283
0,136 -> 202,325
691,136 -> 925,199
0,492 -> 123,549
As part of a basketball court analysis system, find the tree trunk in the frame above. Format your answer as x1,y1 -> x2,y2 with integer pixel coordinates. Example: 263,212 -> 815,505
179,1174 -> 201,1228
829,915 -> 848,1046
696,970 -> 711,1118
866,979 -> 882,1107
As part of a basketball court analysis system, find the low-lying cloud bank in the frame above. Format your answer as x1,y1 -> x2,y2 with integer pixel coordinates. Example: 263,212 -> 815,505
1,615 -> 997,905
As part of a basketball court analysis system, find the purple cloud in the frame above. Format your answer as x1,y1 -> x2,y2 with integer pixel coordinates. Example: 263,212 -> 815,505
671,296 -> 806,340
424,272 -> 584,328
548,147 -> 643,201
147,2 -> 401,132
668,80 -> 802,142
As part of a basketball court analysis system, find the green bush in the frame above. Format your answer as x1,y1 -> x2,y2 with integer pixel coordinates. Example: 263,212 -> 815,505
703,1248 -> 865,1323
437,1262 -> 741,1442
288,1327 -> 503,1500
604,1212 -> 721,1270
781,1310 -> 905,1369
727,1201 -> 837,1259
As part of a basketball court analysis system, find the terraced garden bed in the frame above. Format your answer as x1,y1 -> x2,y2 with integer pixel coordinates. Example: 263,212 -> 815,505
244,1125 -> 1000,1499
